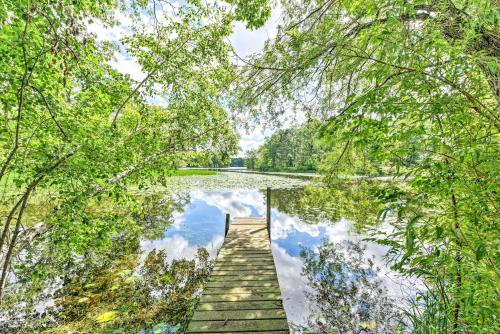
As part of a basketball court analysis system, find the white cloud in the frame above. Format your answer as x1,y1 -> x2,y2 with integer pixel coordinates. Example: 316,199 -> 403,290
271,213 -> 322,240
229,7 -> 284,154
271,212 -> 424,302
86,5 -> 287,153
140,234 -> 224,262
272,243 -> 314,326
238,123 -> 273,153
87,10 -> 146,82
230,7 -> 281,60
87,11 -> 133,42
111,52 -> 146,82
192,189 -> 266,217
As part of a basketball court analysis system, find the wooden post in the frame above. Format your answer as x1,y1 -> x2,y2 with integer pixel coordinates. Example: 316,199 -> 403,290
266,187 -> 271,240
225,213 -> 230,237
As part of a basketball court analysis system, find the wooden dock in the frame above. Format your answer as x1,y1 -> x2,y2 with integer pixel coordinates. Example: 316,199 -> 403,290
186,215 -> 289,333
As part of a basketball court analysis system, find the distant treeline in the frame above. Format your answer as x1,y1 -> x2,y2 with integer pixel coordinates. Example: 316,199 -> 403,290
187,119 -> 418,175
245,121 -> 321,172
188,156 -> 245,168
244,120 -> 418,176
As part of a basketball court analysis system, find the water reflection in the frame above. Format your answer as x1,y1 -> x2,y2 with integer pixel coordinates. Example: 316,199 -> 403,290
141,187 -> 416,329
301,240 -> 407,333
271,243 -> 313,326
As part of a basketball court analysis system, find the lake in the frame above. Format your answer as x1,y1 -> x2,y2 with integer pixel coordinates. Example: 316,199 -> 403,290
0,171 -> 420,333
138,172 -> 417,330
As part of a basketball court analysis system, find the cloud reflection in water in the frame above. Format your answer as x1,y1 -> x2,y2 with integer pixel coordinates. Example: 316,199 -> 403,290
140,189 -> 416,327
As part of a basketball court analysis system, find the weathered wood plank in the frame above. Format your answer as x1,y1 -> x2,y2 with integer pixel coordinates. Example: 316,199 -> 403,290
213,265 -> 274,272
225,234 -> 268,237
209,274 -> 277,281
213,265 -> 276,271
218,250 -> 272,254
220,244 -> 269,249
227,227 -> 267,230
226,232 -> 267,235
201,292 -> 282,302
216,258 -> 273,263
212,270 -> 276,276
191,309 -> 286,321
220,247 -> 272,251
224,239 -> 270,244
215,259 -> 276,266
187,216 -> 288,333
224,238 -> 269,243
216,258 -> 274,263
219,251 -> 272,255
191,332 -> 288,334
223,244 -> 271,249
225,240 -> 269,249
204,286 -> 281,295
224,243 -> 271,252
205,280 -> 280,288
225,232 -> 267,236
213,263 -> 275,267
196,300 -> 284,311
215,262 -> 274,267
219,250 -> 272,254
188,319 -> 289,332
217,256 -> 273,260
217,252 -> 272,257
217,256 -> 272,260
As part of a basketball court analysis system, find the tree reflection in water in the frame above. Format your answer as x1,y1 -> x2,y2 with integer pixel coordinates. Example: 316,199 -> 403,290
0,192 -> 200,333
134,192 -> 191,240
268,180 -> 387,233
300,240 -> 408,334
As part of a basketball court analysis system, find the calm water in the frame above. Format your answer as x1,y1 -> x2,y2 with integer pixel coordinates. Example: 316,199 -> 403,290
139,172 -> 416,327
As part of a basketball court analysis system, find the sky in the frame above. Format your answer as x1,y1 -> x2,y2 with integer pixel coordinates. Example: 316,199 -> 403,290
229,7 -> 282,153
88,5 -> 284,155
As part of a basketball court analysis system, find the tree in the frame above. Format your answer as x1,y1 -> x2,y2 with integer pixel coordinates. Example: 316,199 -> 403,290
245,120 -> 323,171
244,149 -> 258,169
235,1 -> 499,332
230,157 -> 244,167
0,0 -> 265,308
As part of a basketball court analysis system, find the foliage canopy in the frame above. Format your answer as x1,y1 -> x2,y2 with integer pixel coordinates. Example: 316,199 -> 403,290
0,0 -> 499,333
235,0 -> 499,332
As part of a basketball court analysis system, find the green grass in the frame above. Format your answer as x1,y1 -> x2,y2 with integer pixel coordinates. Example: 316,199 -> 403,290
170,169 -> 217,176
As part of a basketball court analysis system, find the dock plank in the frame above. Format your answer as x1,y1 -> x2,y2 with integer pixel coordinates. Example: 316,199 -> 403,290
216,258 -> 275,263
196,300 -> 284,311
204,286 -> 281,294
191,309 -> 286,321
188,319 -> 289,333
205,281 -> 279,288
212,270 -> 277,276
209,275 -> 277,282
213,265 -> 276,271
187,217 -> 288,333
201,292 -> 282,302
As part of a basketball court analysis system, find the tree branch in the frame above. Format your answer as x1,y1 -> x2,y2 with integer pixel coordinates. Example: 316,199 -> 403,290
29,85 -> 68,138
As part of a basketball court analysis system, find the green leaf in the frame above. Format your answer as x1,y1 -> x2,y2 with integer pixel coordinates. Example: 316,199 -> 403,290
406,215 -> 420,256
96,311 -> 117,323
435,226 -> 443,239
476,243 -> 487,261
